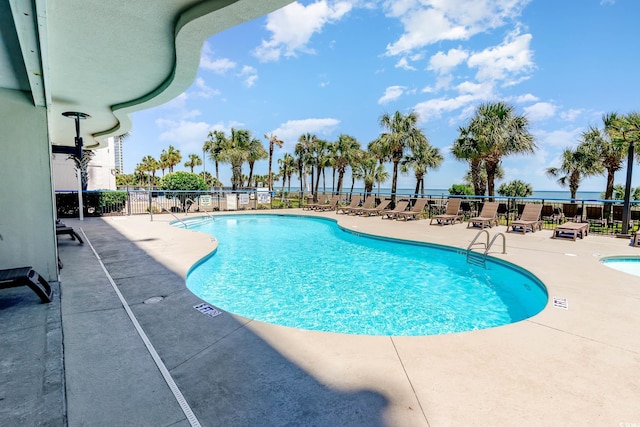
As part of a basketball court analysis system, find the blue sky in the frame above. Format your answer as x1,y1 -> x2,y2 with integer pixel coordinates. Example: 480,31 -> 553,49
123,0 -> 639,192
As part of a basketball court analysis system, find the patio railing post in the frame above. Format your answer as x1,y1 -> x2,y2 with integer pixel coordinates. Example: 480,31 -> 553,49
149,191 -> 153,221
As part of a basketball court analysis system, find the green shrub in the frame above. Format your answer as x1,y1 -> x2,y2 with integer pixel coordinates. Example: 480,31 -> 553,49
160,172 -> 207,191
497,180 -> 533,198
98,191 -> 127,211
448,184 -> 474,196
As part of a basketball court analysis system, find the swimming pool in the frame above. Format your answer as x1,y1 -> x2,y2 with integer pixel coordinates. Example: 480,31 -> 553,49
184,215 -> 547,336
600,256 -> 640,277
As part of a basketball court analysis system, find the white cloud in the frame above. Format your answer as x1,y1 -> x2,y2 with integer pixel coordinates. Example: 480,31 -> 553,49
253,1 -> 353,62
384,0 -> 530,56
467,31 -> 534,84
156,120 -> 213,154
413,94 -> 478,122
378,85 -> 406,104
428,48 -> 469,74
200,44 -> 237,74
412,80 -> 495,123
270,118 -> 341,148
239,65 -> 256,75
191,77 -> 220,98
513,93 -> 539,103
560,108 -> 583,122
244,75 -> 259,87
238,65 -> 258,87
524,102 -> 557,121
435,74 -> 454,90
534,127 -> 583,149
395,57 -> 416,70
455,80 -> 494,97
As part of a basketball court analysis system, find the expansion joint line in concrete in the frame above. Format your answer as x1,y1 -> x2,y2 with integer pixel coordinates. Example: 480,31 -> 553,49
390,337 -> 430,427
80,228 -> 202,427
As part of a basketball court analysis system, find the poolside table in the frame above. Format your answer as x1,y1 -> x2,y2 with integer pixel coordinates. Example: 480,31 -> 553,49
552,222 -> 589,241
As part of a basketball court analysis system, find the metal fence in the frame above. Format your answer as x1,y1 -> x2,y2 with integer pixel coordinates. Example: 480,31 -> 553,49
55,189 -> 640,236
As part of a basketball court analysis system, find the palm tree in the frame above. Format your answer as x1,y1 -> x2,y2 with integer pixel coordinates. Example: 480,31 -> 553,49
582,113 -> 627,200
608,112 -> 640,233
247,138 -> 267,188
546,143 -> 602,199
68,149 -> 95,191
401,141 -> 444,196
367,137 -> 390,194
296,133 -> 317,194
348,149 -> 366,194
451,125 -> 486,196
326,141 -> 337,192
199,171 -> 214,186
264,133 -> 284,191
205,131 -> 226,182
158,152 -> 170,176
351,152 -> 378,194
378,110 -> 426,201
278,153 -> 296,193
313,139 -> 330,196
333,134 -> 361,194
372,162 -> 390,193
217,128 -> 252,190
184,153 -> 202,172
465,102 -> 535,198
140,155 -> 159,188
163,145 -> 182,172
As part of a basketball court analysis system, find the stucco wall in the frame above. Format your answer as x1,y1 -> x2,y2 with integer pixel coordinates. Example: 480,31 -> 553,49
0,88 -> 58,282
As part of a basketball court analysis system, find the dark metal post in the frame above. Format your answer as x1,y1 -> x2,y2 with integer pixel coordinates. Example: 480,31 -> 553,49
621,141 -> 634,235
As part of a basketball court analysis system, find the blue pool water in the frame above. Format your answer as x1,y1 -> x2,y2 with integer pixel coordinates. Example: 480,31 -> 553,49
601,256 -> 640,277
185,215 -> 547,336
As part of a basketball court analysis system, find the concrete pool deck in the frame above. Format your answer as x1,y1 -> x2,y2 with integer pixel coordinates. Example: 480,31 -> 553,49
3,209 -> 640,425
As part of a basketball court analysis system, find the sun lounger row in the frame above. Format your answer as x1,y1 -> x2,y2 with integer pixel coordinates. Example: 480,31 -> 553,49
381,199 -> 429,220
338,196 -> 392,216
304,195 -> 340,212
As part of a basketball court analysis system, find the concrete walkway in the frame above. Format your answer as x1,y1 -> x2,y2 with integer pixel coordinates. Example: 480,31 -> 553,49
2,210 -> 640,426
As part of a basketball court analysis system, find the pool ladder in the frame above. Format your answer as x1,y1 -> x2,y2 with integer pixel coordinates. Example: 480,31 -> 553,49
466,230 -> 506,268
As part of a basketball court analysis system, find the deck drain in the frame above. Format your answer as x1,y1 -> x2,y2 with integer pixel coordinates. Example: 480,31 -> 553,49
144,296 -> 165,304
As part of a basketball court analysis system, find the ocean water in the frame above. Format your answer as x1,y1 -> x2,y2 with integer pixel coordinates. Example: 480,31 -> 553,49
292,187 -> 604,201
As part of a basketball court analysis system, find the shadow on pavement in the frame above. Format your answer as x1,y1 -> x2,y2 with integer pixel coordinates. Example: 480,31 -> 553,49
62,218 -> 389,426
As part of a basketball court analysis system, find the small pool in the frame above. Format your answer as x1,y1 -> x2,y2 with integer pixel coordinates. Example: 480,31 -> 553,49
184,215 -> 547,336
600,256 -> 640,277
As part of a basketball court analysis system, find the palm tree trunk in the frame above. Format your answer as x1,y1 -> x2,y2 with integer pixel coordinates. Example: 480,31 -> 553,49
332,168 -> 336,193
248,161 -> 255,188
391,160 -> 399,202
485,161 -> 497,200
314,166 -> 321,199
471,158 -> 484,196
322,168 -> 326,194
336,170 -> 344,195
605,169 -> 615,200
231,163 -> 242,190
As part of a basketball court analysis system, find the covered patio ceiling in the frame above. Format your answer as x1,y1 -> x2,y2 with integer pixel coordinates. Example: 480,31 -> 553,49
0,0 -> 292,149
